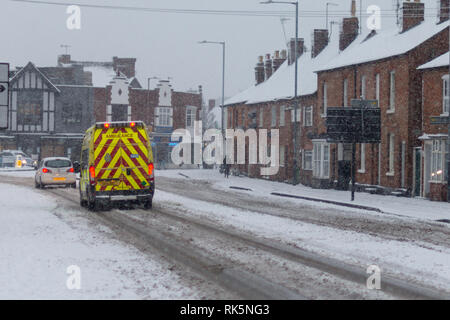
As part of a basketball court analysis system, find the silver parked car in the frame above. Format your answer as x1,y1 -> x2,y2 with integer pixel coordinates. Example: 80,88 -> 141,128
35,157 -> 77,189
0,150 -> 35,168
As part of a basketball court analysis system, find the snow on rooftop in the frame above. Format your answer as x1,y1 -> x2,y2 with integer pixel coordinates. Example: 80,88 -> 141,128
225,30 -> 340,106
83,65 -> 117,87
418,51 -> 449,69
317,19 -> 449,72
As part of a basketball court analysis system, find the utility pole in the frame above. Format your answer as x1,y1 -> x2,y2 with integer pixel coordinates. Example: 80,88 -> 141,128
261,0 -> 299,185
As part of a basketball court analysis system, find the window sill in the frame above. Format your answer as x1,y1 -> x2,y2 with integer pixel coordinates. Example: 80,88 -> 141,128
429,180 -> 446,184
440,113 -> 449,117
386,109 -> 395,114
358,169 -> 366,174
320,114 -> 327,118
386,171 -> 395,176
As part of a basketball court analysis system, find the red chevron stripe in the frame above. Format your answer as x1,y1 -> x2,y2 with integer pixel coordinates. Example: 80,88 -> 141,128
127,138 -> 149,164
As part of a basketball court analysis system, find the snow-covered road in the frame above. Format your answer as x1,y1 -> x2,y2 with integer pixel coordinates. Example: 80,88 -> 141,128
1,169 -> 450,299
0,181 -> 233,299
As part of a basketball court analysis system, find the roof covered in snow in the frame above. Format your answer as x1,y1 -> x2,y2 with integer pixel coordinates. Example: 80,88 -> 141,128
317,19 -> 449,72
418,52 -> 449,69
225,29 -> 340,106
83,65 -> 117,88
225,16 -> 449,107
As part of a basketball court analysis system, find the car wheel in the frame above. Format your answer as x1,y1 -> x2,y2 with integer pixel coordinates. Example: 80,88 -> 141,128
35,179 -> 40,189
39,178 -> 44,189
71,183 -> 77,189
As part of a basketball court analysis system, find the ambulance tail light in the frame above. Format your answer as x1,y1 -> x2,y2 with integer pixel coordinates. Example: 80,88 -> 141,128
89,166 -> 96,184
148,163 -> 154,178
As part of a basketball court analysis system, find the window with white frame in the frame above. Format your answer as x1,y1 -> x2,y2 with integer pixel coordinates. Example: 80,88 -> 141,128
442,75 -> 449,115
186,107 -> 196,128
321,82 -> 327,115
156,107 -> 172,127
271,106 -> 277,127
313,141 -> 330,178
388,71 -> 395,112
302,150 -> 312,170
290,107 -> 301,123
279,105 -> 285,126
388,133 -> 395,174
304,106 -> 313,126
359,143 -> 366,173
431,139 -> 448,182
343,78 -> 348,107
361,75 -> 366,99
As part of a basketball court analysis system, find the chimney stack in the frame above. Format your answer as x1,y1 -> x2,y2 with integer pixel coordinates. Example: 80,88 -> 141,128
255,56 -> 265,85
312,29 -> 329,58
401,1 -> 424,33
57,54 -> 71,66
339,17 -> 359,51
439,0 -> 449,23
272,50 -> 286,73
264,54 -> 273,80
113,57 -> 137,78
288,38 -> 304,65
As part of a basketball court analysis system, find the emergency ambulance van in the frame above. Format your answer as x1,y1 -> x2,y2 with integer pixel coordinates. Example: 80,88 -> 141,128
78,121 -> 154,210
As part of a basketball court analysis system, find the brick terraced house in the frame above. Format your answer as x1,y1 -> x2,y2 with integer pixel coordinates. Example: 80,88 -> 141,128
418,52 -> 449,201
224,0 -> 450,201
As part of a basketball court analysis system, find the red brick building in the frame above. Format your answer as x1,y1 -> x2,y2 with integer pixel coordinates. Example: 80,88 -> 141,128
224,29 -> 336,184
224,0 -> 450,202
314,0 -> 449,196
418,52 -> 449,201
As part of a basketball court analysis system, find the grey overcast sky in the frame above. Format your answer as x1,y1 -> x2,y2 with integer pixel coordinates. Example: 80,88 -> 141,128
0,0 -> 440,101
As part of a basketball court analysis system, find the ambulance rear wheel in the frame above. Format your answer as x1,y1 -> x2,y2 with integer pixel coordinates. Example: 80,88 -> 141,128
79,189 -> 88,207
143,199 -> 152,210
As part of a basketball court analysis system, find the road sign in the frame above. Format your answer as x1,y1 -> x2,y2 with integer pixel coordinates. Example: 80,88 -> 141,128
0,63 -> 9,129
326,105 -> 381,143
351,99 -> 378,108
430,116 -> 450,125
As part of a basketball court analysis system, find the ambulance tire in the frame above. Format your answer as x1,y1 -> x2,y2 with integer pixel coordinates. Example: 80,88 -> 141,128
88,199 -> 100,211
143,198 -> 152,210
79,188 -> 88,208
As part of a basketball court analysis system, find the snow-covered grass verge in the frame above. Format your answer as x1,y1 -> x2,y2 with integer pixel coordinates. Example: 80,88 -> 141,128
156,169 -> 450,222
154,189 -> 450,294
0,183 -> 202,299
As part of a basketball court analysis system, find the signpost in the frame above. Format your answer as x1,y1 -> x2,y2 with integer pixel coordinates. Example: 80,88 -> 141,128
0,63 -> 9,130
327,99 -> 381,201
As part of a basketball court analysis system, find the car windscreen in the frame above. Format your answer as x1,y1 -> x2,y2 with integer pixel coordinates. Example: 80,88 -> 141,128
44,159 -> 72,168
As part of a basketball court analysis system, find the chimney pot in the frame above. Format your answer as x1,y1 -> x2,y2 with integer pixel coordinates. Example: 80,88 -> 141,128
255,56 -> 265,85
264,54 -> 273,80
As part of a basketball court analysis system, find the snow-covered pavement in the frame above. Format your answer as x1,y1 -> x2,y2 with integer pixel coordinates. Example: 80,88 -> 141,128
156,169 -> 450,222
0,182 -> 226,299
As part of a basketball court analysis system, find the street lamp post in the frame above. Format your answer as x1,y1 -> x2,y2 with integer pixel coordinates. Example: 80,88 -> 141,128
198,40 -> 226,138
261,0 -> 299,185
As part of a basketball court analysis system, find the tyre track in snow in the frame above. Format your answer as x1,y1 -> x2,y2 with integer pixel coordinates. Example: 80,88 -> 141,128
156,177 -> 450,249
2,175 -> 449,299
